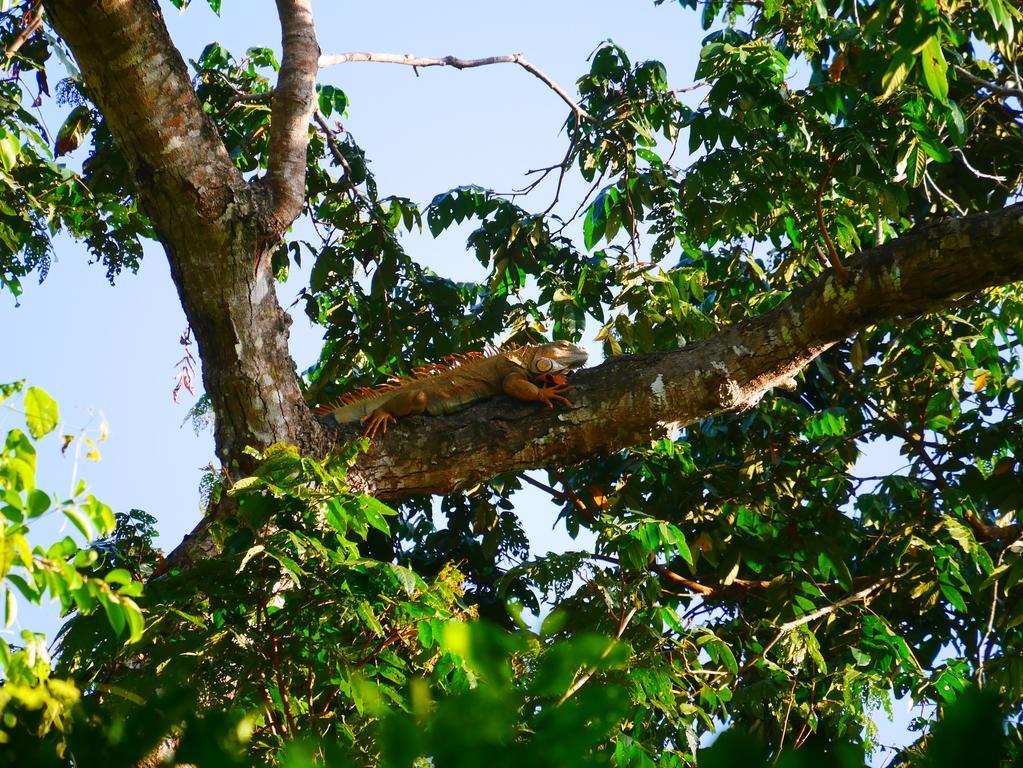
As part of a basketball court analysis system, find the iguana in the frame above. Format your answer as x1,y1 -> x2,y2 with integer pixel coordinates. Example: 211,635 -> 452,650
319,341 -> 589,437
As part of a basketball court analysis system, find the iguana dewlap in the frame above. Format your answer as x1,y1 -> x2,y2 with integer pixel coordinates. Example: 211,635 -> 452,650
322,341 -> 589,437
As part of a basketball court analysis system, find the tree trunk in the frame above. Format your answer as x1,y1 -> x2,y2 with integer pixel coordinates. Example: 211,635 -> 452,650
43,0 -> 325,470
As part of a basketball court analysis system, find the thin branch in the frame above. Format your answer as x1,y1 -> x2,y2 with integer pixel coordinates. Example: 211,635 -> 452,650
924,171 -> 968,216
318,51 -> 593,124
519,471 -> 572,504
2,0 -> 43,64
228,90 -> 274,107
814,152 -> 848,278
776,673 -> 800,760
558,603 -> 638,705
264,0 -> 320,233
953,64 -> 1023,101
978,570 -> 1000,687
955,148 -> 1007,182
312,110 -> 369,208
858,392 -> 1023,543
589,552 -> 791,598
739,572 -> 906,677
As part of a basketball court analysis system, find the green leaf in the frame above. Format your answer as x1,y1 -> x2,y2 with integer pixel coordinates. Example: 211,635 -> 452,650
236,544 -> 265,574
0,381 -> 24,405
63,504 -> 96,540
123,598 -> 145,642
906,142 -> 927,187
24,387 -> 59,439
357,496 -> 394,536
939,582 -> 968,613
104,568 -> 134,586
26,488 -> 49,518
881,49 -> 915,99
0,130 -> 19,172
921,37 -> 948,103
945,101 -> 968,145
919,137 -> 952,163
4,589 -> 15,629
98,591 -> 127,636
357,599 -> 385,637
54,106 -> 94,158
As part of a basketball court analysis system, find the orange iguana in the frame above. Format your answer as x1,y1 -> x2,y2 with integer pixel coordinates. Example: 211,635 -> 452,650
319,341 -> 589,437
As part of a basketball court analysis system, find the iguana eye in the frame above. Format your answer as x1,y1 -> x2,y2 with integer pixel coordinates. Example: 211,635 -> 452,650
535,357 -> 554,373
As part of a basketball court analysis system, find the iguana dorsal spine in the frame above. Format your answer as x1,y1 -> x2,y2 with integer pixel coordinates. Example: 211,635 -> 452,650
317,341 -> 589,437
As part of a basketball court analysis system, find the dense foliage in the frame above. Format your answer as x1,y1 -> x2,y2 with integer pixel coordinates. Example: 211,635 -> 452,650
3,0 -> 1023,765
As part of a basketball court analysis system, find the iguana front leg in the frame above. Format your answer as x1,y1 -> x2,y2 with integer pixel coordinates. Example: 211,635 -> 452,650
361,389 -> 428,437
502,373 -> 575,408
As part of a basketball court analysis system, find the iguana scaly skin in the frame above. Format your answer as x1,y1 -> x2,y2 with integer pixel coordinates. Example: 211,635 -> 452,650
321,341 -> 589,437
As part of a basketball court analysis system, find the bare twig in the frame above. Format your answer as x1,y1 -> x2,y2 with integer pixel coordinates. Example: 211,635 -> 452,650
978,574 -> 999,687
955,148 -> 1007,182
519,471 -> 573,505
978,545 -> 1010,687
924,171 -> 968,215
558,603 -> 638,705
172,326 -> 197,403
556,170 -> 606,235
953,64 -> 1023,101
318,51 -> 593,124
738,572 -> 906,678
776,673 -> 800,761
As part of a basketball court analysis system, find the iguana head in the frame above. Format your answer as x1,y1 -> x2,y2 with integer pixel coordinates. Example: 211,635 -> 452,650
513,340 -> 589,377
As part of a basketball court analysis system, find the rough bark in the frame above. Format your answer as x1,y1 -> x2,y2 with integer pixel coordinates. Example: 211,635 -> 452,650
43,0 -> 325,468
339,201 -> 1023,498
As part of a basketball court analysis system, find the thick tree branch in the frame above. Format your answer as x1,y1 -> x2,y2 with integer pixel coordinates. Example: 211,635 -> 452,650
264,0 -> 319,234
318,51 -> 593,123
331,202 -> 1023,499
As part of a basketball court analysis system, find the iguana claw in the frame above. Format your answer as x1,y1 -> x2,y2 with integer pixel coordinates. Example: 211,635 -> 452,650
536,381 -> 575,408
361,410 -> 396,439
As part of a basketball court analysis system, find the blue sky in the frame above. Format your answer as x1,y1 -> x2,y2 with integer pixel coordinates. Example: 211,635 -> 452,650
2,0 -> 916,758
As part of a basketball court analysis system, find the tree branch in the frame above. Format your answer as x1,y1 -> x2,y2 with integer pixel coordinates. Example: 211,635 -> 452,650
334,202 -> 1023,499
2,0 -> 43,63
739,571 -> 906,677
317,51 -> 593,123
160,201 -> 1023,571
264,0 -> 320,234
312,110 -> 369,208
154,182 -> 1023,574
954,64 -> 1023,101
